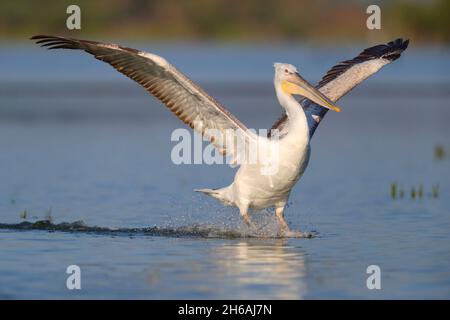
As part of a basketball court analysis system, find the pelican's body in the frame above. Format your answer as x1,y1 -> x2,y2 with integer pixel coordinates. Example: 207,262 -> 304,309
193,62 -> 343,233
32,35 -> 408,236
204,67 -> 314,230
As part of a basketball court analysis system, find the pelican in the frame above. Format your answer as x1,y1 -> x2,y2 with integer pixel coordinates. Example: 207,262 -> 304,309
31,36 -> 408,236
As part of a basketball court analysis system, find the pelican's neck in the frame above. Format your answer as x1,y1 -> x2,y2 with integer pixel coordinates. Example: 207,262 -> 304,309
275,83 -> 309,139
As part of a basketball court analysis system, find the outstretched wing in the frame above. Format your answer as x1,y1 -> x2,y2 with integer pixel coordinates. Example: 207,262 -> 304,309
270,38 -> 409,138
31,35 -> 255,161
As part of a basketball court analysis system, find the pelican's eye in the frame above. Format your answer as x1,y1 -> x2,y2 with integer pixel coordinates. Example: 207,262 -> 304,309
284,69 -> 289,73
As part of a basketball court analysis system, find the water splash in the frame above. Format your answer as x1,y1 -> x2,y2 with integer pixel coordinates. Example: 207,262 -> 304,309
0,219 -> 316,239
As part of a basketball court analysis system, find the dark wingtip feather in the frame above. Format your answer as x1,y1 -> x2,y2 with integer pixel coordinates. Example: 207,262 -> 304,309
30,35 -> 49,40
30,35 -> 81,50
30,34 -> 137,54
377,38 -> 409,61
30,35 -> 62,43
319,38 -> 409,87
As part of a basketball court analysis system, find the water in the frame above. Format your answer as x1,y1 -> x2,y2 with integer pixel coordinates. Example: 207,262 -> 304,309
0,43 -> 449,299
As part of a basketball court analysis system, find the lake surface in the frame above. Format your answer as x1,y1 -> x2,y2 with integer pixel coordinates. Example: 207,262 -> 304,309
0,43 -> 449,299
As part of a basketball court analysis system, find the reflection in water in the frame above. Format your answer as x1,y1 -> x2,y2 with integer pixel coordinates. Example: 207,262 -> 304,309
213,240 -> 307,299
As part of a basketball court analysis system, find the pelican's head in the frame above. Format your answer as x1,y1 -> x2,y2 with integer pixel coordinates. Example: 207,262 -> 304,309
274,62 -> 341,112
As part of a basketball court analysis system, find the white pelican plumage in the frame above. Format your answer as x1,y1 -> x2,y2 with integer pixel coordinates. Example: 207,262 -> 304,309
31,36 -> 408,236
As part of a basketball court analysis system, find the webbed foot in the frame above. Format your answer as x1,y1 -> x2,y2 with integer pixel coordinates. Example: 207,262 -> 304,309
281,229 -> 315,238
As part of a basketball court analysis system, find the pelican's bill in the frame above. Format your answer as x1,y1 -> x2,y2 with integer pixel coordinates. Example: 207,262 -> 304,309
281,78 -> 341,113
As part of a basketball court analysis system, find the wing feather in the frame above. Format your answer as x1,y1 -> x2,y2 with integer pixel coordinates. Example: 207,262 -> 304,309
31,35 -> 254,160
269,39 -> 409,138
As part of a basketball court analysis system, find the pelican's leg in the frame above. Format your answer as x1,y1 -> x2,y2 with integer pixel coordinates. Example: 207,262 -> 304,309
275,206 -> 289,231
238,203 -> 256,229
276,206 -> 313,238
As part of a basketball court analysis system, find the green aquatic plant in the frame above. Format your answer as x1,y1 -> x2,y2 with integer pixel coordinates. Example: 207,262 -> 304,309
19,210 -> 27,220
391,183 -> 397,199
411,187 -> 417,199
434,145 -> 446,160
418,185 -> 423,198
390,184 -> 439,200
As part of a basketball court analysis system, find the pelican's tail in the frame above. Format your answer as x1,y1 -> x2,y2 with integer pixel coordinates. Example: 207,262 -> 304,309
195,188 -> 218,195
194,187 -> 234,206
